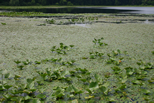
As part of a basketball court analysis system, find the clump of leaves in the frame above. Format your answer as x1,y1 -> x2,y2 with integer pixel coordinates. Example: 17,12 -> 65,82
46,19 -> 55,24
152,51 -> 154,55
1,22 -> 6,25
0,70 -> 46,102
106,49 -> 127,66
124,66 -> 134,76
51,43 -> 75,55
14,59 -> 33,70
106,57 -> 122,66
37,68 -> 72,83
93,37 -> 108,47
67,16 -> 98,24
38,23 -> 46,26
137,60 -> 153,70
89,51 -> 104,59
111,66 -> 122,74
14,59 -> 32,65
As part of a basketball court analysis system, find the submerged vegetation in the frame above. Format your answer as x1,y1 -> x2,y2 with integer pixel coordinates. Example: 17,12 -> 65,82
0,36 -> 153,102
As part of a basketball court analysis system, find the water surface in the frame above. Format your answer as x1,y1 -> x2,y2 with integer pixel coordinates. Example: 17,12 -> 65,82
1,7 -> 154,14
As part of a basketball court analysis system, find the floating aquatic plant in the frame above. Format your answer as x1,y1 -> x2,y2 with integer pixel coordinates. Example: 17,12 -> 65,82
1,23 -> 6,25
92,37 -> 108,47
46,19 -> 55,24
51,43 -> 75,55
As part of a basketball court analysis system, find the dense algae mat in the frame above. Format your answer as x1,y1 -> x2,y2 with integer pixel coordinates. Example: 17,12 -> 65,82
0,15 -> 154,102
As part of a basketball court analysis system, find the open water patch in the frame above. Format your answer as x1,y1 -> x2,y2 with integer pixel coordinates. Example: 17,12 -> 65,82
71,23 -> 90,28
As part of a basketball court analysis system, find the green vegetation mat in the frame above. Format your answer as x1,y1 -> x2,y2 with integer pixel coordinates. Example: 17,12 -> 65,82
0,14 -> 154,102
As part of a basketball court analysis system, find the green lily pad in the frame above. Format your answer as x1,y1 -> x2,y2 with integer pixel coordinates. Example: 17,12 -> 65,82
72,85 -> 83,94
85,95 -> 94,99
132,80 -> 141,85
52,86 -> 65,98
111,66 -> 121,74
36,94 -> 46,99
99,86 -> 106,93
142,89 -> 151,95
108,97 -> 116,102
30,98 -> 41,103
89,82 -> 99,89
24,95 -> 31,100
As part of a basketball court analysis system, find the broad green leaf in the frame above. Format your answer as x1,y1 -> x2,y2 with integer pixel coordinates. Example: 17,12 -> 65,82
99,86 -> 106,93
0,85 -> 5,91
141,71 -> 147,75
66,85 -> 74,92
90,55 -> 95,59
148,79 -> 154,83
60,70 -> 69,79
136,75 -> 146,80
69,45 -> 74,48
38,88 -> 45,93
76,74 -> 82,78
4,84 -> 12,89
23,90 -> 32,94
89,82 -> 99,89
3,94 -> 11,99
70,99 -> 78,103
108,97 -> 116,102
86,88 -> 93,94
14,75 -> 21,80
117,49 -> 121,54
111,66 -> 121,74
143,96 -> 150,101
95,74 -> 101,83
127,71 -> 134,75
125,67 -> 134,76
142,89 -> 151,95
52,86 -> 65,98
72,85 -> 83,94
11,97 -> 22,102
103,82 -> 110,88
2,70 -> 8,74
69,70 -> 76,75
104,72 -> 111,78
36,94 -> 46,99
104,88 -> 109,95
78,68 -> 88,74
4,73 -> 10,78
139,66 -> 145,70
80,78 -> 87,82
68,94 -> 75,98
113,50 -> 118,56
132,80 -> 141,85
120,75 -> 128,83
27,78 -> 34,84
85,96 -> 94,99
119,84 -> 127,90
24,96 -> 31,100
30,98 -> 41,103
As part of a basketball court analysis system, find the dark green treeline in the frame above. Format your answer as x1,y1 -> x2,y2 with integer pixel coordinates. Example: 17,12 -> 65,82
0,0 -> 154,6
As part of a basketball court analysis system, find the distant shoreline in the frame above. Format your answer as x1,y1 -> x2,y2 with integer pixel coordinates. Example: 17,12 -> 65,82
0,5 -> 154,9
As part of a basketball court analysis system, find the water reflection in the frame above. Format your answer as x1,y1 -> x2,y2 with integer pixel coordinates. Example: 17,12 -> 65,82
0,7 -> 138,14
144,19 -> 154,24
105,7 -> 154,14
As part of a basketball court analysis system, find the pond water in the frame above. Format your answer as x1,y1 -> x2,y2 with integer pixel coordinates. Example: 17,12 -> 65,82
1,7 -> 154,14
105,7 -> 154,14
